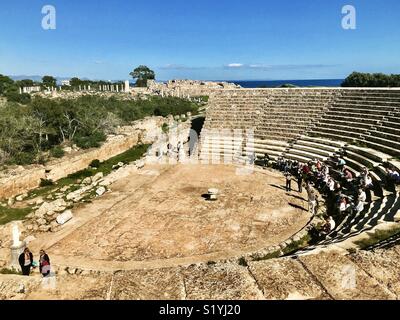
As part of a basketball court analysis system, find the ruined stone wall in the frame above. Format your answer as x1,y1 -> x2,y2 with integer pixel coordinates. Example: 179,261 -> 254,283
147,79 -> 241,98
0,117 -> 165,200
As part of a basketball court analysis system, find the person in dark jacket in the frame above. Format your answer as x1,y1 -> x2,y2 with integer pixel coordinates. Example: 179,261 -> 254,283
18,248 -> 33,276
297,172 -> 303,193
39,249 -> 51,277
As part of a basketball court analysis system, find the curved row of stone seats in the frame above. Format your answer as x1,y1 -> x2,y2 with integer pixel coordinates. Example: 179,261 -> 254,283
310,90 -> 400,152
310,128 -> 400,159
323,191 -> 400,246
243,139 -> 289,160
356,139 -> 400,158
312,150 -> 399,247
359,135 -> 400,157
388,160 -> 400,172
341,145 -> 397,194
198,130 -> 246,162
255,90 -> 336,141
364,231 -> 400,250
204,92 -> 262,133
268,144 -> 398,248
375,124 -> 400,138
281,136 -> 344,163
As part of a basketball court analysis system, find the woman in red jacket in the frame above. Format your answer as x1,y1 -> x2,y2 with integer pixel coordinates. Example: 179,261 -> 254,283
39,249 -> 51,277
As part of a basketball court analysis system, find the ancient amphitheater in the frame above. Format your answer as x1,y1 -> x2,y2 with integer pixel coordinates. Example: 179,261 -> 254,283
0,88 -> 400,300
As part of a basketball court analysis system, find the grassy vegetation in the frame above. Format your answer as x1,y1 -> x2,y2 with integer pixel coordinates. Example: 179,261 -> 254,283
26,144 -> 150,201
0,267 -> 21,275
282,234 -> 312,256
94,143 -> 150,175
354,225 -> 400,249
0,143 -> 150,226
0,205 -> 33,225
253,233 -> 312,261
352,140 -> 368,148
253,250 -> 282,261
196,96 -> 209,103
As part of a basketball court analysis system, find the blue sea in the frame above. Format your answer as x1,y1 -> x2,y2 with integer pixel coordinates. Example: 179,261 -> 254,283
229,79 -> 344,88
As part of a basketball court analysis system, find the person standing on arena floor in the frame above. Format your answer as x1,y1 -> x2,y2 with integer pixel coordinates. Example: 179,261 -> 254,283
308,190 -> 317,215
297,172 -> 303,193
18,247 -> 33,276
285,171 -> 292,192
39,249 -> 51,277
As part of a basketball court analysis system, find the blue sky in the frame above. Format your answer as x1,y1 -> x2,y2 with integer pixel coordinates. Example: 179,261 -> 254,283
1,0 -> 399,81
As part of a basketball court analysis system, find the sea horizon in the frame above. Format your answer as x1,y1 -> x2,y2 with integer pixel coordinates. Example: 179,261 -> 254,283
158,78 -> 345,88
229,79 -> 344,88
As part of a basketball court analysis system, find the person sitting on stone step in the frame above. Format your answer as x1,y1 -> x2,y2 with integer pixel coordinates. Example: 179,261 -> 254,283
321,216 -> 336,236
338,158 -> 346,172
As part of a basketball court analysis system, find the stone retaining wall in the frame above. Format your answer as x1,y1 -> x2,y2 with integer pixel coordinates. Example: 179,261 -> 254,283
0,117 -> 165,200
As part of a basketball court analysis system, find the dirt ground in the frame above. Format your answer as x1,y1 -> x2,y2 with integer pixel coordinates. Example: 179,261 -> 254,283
26,164 -> 310,270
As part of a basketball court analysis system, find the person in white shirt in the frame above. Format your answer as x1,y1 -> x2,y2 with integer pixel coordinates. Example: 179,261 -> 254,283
363,175 -> 373,188
328,216 -> 336,231
327,178 -> 335,192
354,200 -> 364,214
358,189 -> 367,203
308,190 -> 317,214
339,197 -> 351,213
321,216 -> 336,236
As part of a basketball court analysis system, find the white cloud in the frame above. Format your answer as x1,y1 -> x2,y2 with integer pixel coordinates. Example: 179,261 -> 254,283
227,63 -> 244,68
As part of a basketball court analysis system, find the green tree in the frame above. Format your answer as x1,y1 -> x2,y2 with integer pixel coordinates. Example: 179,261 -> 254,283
129,65 -> 155,87
16,79 -> 34,88
342,72 -> 400,87
42,75 -> 57,88
69,77 -> 82,87
0,74 -> 15,95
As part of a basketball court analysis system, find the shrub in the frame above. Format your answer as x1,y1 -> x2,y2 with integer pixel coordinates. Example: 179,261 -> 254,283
342,72 -> 400,87
40,178 -> 54,187
73,132 -> 106,149
89,159 -> 101,168
5,92 -> 31,105
238,257 -> 248,267
67,168 -> 94,180
162,123 -> 169,133
10,152 -> 36,165
50,146 -> 65,158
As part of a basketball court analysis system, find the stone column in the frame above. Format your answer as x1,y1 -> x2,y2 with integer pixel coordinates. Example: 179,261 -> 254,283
10,241 -> 26,270
124,80 -> 130,93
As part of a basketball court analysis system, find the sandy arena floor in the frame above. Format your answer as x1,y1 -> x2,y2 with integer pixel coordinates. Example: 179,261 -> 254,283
30,164 -> 311,270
